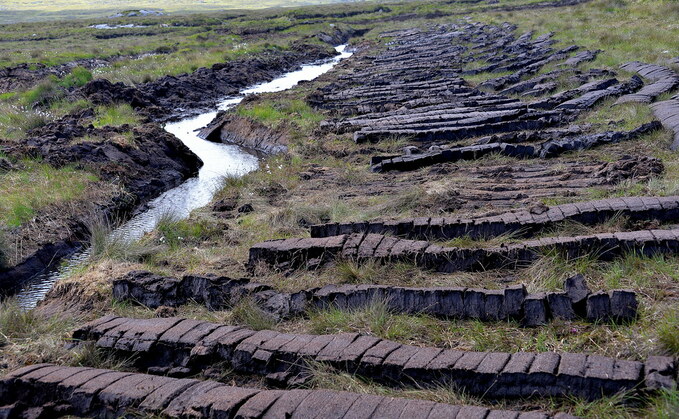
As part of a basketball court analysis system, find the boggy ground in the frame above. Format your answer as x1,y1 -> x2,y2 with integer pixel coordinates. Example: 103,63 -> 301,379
0,19 -> 346,293
1,0 -> 679,418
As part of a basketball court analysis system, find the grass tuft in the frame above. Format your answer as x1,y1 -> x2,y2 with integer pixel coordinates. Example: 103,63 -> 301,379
0,298 -> 77,373
70,341 -> 137,370
231,298 -> 277,331
21,77 -> 64,107
237,99 -> 324,132
526,248 -> 601,293
87,216 -> 163,263
59,67 -> 93,89
657,310 -> 679,356
0,104 -> 50,139
156,212 -> 222,250
92,103 -> 141,128
308,298 -> 445,343
336,259 -> 378,283
644,388 -> 679,419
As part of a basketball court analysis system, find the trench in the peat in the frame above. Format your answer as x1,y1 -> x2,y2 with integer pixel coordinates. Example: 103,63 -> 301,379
15,45 -> 352,308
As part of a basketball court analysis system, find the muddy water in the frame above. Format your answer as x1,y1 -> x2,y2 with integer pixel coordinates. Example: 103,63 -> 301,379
16,45 -> 352,309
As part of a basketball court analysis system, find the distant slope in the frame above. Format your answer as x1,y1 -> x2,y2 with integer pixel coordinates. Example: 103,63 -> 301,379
0,0 -> 377,24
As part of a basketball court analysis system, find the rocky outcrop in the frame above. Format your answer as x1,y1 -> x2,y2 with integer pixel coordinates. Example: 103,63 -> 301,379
0,364 -> 567,418
198,113 -> 289,154
112,271 -> 637,325
71,316 -> 677,399
311,195 -> 679,240
248,229 -> 679,274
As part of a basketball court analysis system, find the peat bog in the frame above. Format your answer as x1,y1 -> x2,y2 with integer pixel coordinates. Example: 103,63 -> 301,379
1,0 -> 679,418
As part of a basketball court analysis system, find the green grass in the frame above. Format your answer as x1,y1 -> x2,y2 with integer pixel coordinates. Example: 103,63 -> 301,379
0,298 -> 79,374
97,40 -> 283,84
657,310 -> 679,356
0,298 -> 72,344
0,103 -> 50,140
580,100 -> 656,132
0,91 -> 89,141
236,98 -> 325,132
4,68 -> 90,110
14,69 -> 94,108
335,259 -> 379,283
309,298 -> 447,343
480,0 -> 679,68
20,78 -> 65,107
0,0 -> 373,24
231,298 -> 277,331
58,66 -> 93,88
602,252 -> 679,291
92,103 -> 141,128
0,160 -> 99,227
155,212 -> 222,250
644,388 -> 679,419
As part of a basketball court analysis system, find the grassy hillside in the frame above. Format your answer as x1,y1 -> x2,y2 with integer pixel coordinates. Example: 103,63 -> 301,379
0,0 -> 380,24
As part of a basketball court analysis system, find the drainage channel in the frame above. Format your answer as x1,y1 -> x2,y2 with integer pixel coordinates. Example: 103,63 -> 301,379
16,45 -> 352,309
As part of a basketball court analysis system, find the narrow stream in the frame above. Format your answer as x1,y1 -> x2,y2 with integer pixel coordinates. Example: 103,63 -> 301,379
16,45 -> 352,309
